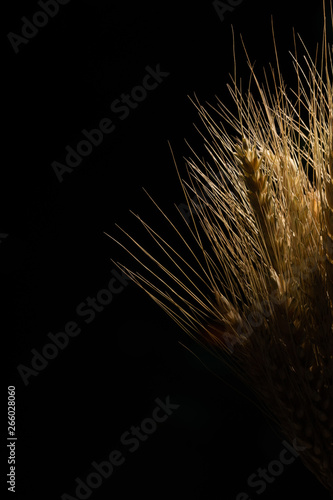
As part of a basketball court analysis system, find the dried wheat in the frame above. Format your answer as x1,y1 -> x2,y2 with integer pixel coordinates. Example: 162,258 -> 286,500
107,2 -> 333,495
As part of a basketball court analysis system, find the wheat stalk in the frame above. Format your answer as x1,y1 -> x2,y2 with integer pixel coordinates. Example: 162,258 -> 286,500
107,3 -> 333,495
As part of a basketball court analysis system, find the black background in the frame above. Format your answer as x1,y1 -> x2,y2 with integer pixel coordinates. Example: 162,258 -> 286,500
3,1 -> 331,499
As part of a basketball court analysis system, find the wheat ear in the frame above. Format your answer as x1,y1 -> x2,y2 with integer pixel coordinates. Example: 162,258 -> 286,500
108,4 -> 333,495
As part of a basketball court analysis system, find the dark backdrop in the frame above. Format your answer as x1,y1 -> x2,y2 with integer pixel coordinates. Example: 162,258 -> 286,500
3,1 -> 331,499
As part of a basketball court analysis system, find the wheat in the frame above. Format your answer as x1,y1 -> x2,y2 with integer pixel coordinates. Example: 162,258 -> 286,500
107,3 -> 333,495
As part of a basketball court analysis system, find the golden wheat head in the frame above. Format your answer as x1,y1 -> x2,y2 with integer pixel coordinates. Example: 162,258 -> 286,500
108,3 -> 333,495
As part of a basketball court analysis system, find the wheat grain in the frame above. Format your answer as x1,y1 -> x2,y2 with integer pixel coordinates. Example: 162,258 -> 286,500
107,2 -> 333,495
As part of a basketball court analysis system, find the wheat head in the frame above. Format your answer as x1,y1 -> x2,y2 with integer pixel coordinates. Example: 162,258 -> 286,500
108,4 -> 333,495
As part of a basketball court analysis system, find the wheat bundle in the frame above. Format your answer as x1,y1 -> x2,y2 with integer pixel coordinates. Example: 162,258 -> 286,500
109,3 -> 333,495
